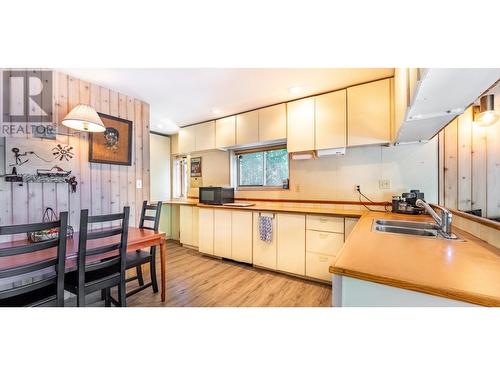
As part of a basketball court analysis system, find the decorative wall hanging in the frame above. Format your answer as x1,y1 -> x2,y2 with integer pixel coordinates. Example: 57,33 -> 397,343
65,176 -> 78,193
190,157 -> 202,177
89,113 -> 133,165
4,138 -> 76,185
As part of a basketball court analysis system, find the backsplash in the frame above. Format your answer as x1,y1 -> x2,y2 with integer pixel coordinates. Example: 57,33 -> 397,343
188,139 -> 438,204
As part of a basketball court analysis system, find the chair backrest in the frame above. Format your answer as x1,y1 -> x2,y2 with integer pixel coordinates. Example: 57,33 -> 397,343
0,212 -> 68,306
139,201 -> 162,231
76,207 -> 130,290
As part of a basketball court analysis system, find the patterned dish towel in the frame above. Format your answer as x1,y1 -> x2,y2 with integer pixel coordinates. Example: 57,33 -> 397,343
259,215 -> 273,243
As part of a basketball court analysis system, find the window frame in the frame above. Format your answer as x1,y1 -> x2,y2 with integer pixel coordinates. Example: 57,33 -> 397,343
234,144 -> 290,191
172,155 -> 188,198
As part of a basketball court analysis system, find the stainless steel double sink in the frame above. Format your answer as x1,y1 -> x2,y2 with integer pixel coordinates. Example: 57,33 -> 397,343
372,219 -> 460,240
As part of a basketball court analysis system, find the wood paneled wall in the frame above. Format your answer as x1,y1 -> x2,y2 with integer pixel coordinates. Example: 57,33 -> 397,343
438,106 -> 500,219
0,70 -> 150,238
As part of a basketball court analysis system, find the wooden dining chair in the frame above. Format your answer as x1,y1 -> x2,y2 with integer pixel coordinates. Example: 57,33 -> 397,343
0,212 -> 68,307
125,201 -> 162,297
64,207 -> 129,307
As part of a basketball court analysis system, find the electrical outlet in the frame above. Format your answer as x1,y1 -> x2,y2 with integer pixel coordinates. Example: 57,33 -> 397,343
295,184 -> 301,192
136,179 -> 143,189
354,185 -> 360,192
379,179 -> 391,190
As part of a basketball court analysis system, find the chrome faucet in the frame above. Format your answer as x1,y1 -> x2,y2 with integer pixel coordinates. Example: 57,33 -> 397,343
415,199 -> 456,239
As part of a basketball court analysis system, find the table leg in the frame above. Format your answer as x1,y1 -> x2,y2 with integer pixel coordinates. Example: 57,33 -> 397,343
160,237 -> 166,302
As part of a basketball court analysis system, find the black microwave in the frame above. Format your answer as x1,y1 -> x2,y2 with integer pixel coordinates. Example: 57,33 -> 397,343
199,187 -> 234,205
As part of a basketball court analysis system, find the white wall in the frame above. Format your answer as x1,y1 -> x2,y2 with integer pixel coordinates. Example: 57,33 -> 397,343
188,149 -> 231,197
150,134 -> 171,202
187,140 -> 438,203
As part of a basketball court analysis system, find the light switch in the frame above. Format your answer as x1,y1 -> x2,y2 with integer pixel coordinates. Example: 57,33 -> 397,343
136,179 -> 142,189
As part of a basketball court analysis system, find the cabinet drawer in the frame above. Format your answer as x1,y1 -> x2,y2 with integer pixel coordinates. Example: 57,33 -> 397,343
306,252 -> 334,282
306,230 -> 343,257
306,215 -> 344,233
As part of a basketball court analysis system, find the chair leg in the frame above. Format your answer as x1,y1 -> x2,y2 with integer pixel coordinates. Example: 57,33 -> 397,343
104,288 -> 111,307
101,289 -> 106,301
136,265 -> 144,286
77,290 -> 85,307
150,247 -> 159,293
119,282 -> 127,307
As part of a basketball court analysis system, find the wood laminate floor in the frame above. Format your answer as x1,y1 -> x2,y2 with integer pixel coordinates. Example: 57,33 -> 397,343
71,240 -> 332,307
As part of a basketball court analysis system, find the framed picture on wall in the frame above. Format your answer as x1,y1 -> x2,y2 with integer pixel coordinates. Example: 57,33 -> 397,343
89,113 -> 133,165
190,157 -> 202,177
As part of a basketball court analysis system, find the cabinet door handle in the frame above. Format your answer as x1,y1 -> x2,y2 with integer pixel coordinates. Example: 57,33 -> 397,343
319,256 -> 328,262
319,218 -> 328,223
319,233 -> 329,239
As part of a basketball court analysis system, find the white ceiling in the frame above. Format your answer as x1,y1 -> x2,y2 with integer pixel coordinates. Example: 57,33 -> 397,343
62,68 -> 394,134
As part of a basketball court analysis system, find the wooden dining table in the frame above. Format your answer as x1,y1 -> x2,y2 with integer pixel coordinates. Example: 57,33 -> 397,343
0,227 -> 168,302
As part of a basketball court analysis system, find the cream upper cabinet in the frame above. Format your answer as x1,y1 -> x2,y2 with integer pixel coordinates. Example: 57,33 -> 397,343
258,103 -> 287,143
231,210 -> 253,263
315,90 -> 347,150
194,121 -> 215,151
170,133 -> 179,155
252,212 -> 277,270
236,110 -> 259,146
276,213 -> 306,275
347,78 -> 392,146
177,121 -> 214,154
286,97 -> 315,153
214,209 -> 232,258
178,126 -> 196,154
215,116 -> 236,149
198,208 -> 214,255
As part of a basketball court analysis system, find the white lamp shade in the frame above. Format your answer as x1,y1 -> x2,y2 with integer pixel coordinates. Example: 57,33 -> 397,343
62,104 -> 106,132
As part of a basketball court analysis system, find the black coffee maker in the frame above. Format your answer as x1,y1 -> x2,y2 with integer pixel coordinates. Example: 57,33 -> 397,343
392,189 -> 425,214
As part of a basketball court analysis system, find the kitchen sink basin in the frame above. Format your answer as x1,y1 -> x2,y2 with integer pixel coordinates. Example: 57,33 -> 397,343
374,225 -> 437,237
375,219 -> 439,230
372,219 -> 461,240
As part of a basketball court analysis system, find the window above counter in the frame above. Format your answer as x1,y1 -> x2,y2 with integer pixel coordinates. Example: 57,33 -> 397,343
234,145 -> 289,190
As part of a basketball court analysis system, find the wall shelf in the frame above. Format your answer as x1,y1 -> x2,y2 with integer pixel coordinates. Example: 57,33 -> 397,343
4,174 -> 69,184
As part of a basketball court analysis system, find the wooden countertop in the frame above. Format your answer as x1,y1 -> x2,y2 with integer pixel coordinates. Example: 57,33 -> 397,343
196,203 -> 363,218
163,198 -> 199,205
330,212 -> 500,307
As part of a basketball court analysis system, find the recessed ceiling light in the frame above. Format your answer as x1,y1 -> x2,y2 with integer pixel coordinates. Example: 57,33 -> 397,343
289,86 -> 302,95
212,108 -> 221,115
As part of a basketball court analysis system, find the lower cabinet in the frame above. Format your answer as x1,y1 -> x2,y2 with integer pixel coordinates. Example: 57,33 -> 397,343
180,205 -> 200,247
180,205 -> 193,246
199,208 -> 214,255
306,230 -> 344,257
344,217 -> 359,241
306,252 -> 335,282
196,208 -> 351,283
214,209 -> 232,258
252,212 -> 277,270
231,211 -> 253,263
277,213 -> 306,276
305,214 -> 345,282
192,207 -> 199,247
199,208 -> 253,264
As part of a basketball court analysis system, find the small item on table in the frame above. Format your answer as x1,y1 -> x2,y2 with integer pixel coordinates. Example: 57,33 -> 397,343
27,207 -> 74,242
